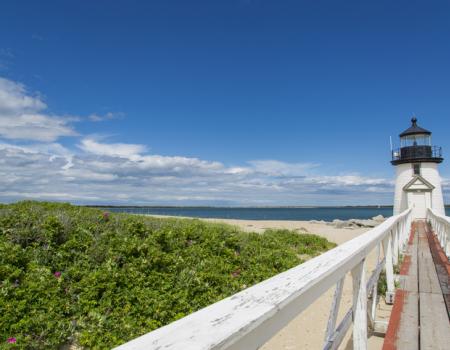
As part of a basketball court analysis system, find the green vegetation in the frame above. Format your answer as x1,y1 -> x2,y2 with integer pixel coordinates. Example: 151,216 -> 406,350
0,201 -> 336,349
377,255 -> 403,296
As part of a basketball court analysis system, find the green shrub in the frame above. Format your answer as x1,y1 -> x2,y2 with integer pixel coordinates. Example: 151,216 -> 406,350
0,201 -> 336,349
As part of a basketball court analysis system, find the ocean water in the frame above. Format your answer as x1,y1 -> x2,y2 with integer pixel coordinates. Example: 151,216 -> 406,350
99,206 -> 450,221
98,206 -> 406,221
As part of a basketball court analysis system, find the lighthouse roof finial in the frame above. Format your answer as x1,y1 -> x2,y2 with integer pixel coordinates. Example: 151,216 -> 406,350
399,117 -> 431,137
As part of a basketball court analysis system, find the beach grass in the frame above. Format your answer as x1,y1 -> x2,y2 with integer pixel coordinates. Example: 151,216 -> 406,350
0,201 -> 336,349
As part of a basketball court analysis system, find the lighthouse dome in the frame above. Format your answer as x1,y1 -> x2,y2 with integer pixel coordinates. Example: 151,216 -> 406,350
391,117 -> 443,165
399,117 -> 431,137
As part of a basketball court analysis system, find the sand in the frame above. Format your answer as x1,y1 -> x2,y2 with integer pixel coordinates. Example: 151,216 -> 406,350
201,218 -> 391,350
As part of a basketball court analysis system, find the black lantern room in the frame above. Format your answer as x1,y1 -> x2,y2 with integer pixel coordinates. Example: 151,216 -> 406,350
391,118 -> 443,165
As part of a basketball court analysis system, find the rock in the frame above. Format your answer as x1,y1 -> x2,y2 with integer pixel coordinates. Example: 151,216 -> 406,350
348,219 -> 380,228
330,218 -> 382,229
372,215 -> 386,222
310,220 -> 327,225
331,219 -> 349,229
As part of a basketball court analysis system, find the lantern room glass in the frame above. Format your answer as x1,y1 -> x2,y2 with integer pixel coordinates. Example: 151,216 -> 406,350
400,134 -> 431,148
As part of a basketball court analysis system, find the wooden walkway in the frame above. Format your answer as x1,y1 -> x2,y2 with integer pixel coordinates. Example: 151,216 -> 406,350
383,221 -> 450,350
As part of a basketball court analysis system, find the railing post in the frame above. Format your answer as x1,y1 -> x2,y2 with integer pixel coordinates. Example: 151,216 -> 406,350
383,234 -> 395,304
324,277 -> 344,347
369,243 -> 381,328
392,227 -> 399,266
438,222 -> 441,241
445,223 -> 450,258
439,222 -> 443,246
400,220 -> 407,250
440,222 -> 446,250
398,221 -> 403,252
407,213 -> 412,240
352,259 -> 367,349
428,210 -> 450,258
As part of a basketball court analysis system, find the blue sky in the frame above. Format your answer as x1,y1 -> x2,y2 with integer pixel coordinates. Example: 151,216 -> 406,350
0,0 -> 449,205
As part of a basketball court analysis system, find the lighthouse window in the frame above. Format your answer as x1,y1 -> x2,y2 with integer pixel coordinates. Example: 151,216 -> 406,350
413,163 -> 421,175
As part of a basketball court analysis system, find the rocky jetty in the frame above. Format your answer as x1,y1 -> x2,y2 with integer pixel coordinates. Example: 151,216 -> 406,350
327,215 -> 386,229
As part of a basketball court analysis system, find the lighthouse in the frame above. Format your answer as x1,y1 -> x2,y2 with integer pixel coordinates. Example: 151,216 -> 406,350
392,118 -> 444,219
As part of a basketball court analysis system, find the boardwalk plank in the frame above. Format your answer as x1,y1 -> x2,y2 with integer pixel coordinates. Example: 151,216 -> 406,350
396,230 -> 419,350
417,222 -> 450,350
419,292 -> 450,350
418,229 -> 442,294
395,292 -> 419,350
404,232 -> 418,293
385,221 -> 450,350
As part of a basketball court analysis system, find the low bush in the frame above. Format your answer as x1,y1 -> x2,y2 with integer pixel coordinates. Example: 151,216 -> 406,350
0,201 -> 336,349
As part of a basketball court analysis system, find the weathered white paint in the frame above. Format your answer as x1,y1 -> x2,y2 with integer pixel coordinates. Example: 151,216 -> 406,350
351,260 -> 367,349
427,208 -> 450,258
394,163 -> 445,218
114,209 -> 411,350
382,233 -> 396,304
369,244 -> 381,325
324,257 -> 385,350
324,277 -> 344,346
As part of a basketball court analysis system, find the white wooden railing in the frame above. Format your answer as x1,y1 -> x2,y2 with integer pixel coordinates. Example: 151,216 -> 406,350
115,209 -> 412,350
427,208 -> 450,258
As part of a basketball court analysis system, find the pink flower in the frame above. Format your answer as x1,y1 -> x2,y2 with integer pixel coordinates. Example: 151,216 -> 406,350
7,337 -> 16,344
102,212 -> 110,221
54,271 -> 61,278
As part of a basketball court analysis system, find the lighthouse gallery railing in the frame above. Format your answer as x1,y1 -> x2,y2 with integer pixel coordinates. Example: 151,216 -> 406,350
114,209 -> 412,350
427,208 -> 450,258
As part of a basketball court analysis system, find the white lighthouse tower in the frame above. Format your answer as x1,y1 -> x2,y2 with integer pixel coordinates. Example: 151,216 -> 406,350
392,118 -> 444,219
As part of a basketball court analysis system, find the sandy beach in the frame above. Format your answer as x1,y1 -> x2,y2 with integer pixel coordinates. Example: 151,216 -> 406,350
197,217 -> 392,350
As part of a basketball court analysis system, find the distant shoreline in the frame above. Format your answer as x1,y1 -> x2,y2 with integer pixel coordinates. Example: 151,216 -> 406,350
80,205 -> 449,222
85,205 -> 397,209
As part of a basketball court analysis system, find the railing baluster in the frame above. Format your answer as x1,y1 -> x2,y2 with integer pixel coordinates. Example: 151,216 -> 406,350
427,208 -> 450,258
383,233 -> 395,304
445,223 -> 450,257
392,227 -> 399,266
352,259 -> 367,349
324,277 -> 344,347
370,243 -> 381,324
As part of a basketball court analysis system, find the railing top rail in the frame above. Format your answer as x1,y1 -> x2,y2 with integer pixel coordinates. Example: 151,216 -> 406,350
428,208 -> 450,224
115,209 -> 411,350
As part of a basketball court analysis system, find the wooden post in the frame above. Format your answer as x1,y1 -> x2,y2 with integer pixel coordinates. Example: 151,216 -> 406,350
352,259 -> 367,349
445,223 -> 450,258
324,277 -> 344,346
437,221 -> 442,245
368,243 -> 381,329
392,227 -> 399,266
399,221 -> 406,252
383,234 -> 395,304
398,221 -> 403,252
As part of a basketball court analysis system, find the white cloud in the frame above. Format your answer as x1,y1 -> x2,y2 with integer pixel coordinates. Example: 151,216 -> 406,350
88,112 -> 124,122
0,139 -> 396,205
306,175 -> 391,187
0,77 -> 77,141
0,76 -> 410,206
0,77 -> 46,113
79,138 -> 147,159
0,114 -> 77,142
248,160 -> 319,176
